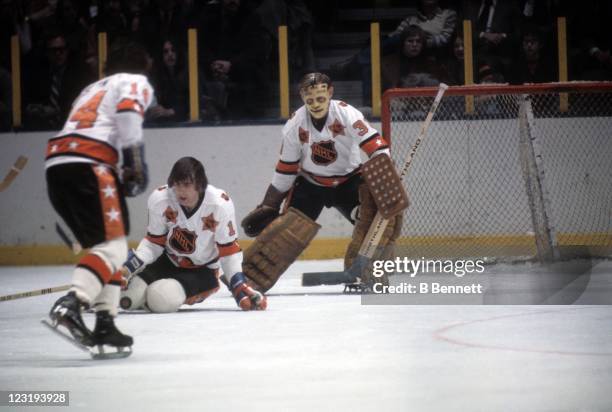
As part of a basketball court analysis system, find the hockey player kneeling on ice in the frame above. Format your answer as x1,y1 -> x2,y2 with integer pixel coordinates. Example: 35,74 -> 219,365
241,73 -> 403,292
118,157 -> 267,313
44,44 -> 155,358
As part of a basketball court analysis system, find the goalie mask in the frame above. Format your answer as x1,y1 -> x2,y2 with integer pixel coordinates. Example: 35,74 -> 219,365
299,73 -> 334,120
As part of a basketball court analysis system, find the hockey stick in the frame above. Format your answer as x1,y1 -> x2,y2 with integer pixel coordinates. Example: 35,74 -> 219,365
0,155 -> 28,192
56,222 -> 83,255
0,285 -> 70,302
303,83 -> 449,287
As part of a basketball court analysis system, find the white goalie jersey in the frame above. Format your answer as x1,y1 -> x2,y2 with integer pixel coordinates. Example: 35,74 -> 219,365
45,73 -> 154,169
134,184 -> 242,280
271,99 -> 390,192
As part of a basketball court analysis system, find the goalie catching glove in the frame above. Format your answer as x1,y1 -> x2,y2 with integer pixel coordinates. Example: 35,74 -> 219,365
241,184 -> 287,237
229,272 -> 267,311
122,144 -> 148,197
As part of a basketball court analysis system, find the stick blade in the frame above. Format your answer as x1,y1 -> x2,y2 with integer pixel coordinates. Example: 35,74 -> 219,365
302,271 -> 353,286
302,256 -> 368,286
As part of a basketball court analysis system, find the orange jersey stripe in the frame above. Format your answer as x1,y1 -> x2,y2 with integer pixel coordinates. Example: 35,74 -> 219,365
217,241 -> 242,257
360,134 -> 389,156
116,98 -> 144,117
303,167 -> 361,187
146,233 -> 167,246
46,135 -> 119,165
275,160 -> 300,175
78,253 -> 112,284
92,164 -> 125,240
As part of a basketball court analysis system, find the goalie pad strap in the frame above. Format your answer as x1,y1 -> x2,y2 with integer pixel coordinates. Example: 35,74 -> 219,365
362,154 -> 409,219
243,207 -> 321,292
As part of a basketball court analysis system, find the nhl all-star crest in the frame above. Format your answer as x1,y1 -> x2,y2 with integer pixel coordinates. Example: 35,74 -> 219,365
310,140 -> 338,165
169,227 -> 197,254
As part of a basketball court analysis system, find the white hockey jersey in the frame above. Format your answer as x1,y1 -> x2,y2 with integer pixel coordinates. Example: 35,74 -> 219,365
45,73 -> 154,169
134,184 -> 242,280
271,100 -> 390,192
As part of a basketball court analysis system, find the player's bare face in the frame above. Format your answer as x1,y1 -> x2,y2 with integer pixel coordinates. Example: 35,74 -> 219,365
173,181 -> 199,210
301,84 -> 333,119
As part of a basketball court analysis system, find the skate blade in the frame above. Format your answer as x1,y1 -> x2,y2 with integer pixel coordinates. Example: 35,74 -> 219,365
90,345 -> 132,360
41,319 -> 90,353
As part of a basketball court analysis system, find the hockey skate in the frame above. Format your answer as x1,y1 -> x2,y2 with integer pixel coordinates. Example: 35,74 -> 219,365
89,311 -> 133,360
47,291 -> 93,346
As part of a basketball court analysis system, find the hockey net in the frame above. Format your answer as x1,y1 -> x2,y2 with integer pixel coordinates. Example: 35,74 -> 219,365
382,82 -> 612,263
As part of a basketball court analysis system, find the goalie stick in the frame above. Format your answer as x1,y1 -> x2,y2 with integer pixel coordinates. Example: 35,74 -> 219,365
302,83 -> 449,288
0,155 -> 28,192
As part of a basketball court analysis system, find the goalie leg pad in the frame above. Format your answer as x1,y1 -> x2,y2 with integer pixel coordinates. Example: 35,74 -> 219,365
344,183 -> 377,271
120,276 -> 148,310
243,207 -> 321,292
146,278 -> 187,313
362,154 -> 410,219
344,184 -> 404,285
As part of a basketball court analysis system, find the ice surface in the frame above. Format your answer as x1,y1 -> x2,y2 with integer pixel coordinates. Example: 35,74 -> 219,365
1,260 -> 612,411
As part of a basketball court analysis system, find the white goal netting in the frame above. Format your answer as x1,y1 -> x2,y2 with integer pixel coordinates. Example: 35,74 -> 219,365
383,83 -> 612,262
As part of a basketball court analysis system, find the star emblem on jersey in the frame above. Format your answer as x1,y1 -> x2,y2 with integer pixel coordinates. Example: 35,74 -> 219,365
164,206 -> 178,223
50,144 -> 58,153
328,118 -> 346,138
68,141 -> 79,150
101,184 -> 116,198
298,127 -> 310,144
105,207 -> 120,222
202,213 -> 218,232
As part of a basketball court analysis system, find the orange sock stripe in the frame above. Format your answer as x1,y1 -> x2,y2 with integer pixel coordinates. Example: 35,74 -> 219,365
92,165 -> 126,241
77,253 -> 112,284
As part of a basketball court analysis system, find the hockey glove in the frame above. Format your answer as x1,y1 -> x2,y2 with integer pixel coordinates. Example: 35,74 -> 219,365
119,249 -> 146,288
122,144 -> 148,197
229,272 -> 267,311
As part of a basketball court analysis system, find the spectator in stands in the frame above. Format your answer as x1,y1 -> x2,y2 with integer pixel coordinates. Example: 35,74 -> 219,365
382,25 -> 440,90
475,58 -> 506,116
23,30 -> 93,130
148,37 -> 220,123
464,0 -> 521,70
257,0 -> 316,78
137,0 -> 191,55
196,0 -> 273,119
333,0 -> 456,104
508,27 -> 555,84
441,32 -> 466,85
390,0 -> 457,56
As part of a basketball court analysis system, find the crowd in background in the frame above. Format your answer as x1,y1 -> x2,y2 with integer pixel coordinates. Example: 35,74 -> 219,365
0,0 -> 610,131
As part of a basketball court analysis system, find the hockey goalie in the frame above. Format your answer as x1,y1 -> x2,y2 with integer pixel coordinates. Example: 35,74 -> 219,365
241,72 -> 406,292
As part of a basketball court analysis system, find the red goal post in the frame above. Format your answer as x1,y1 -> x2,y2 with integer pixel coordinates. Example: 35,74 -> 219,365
381,82 -> 612,262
